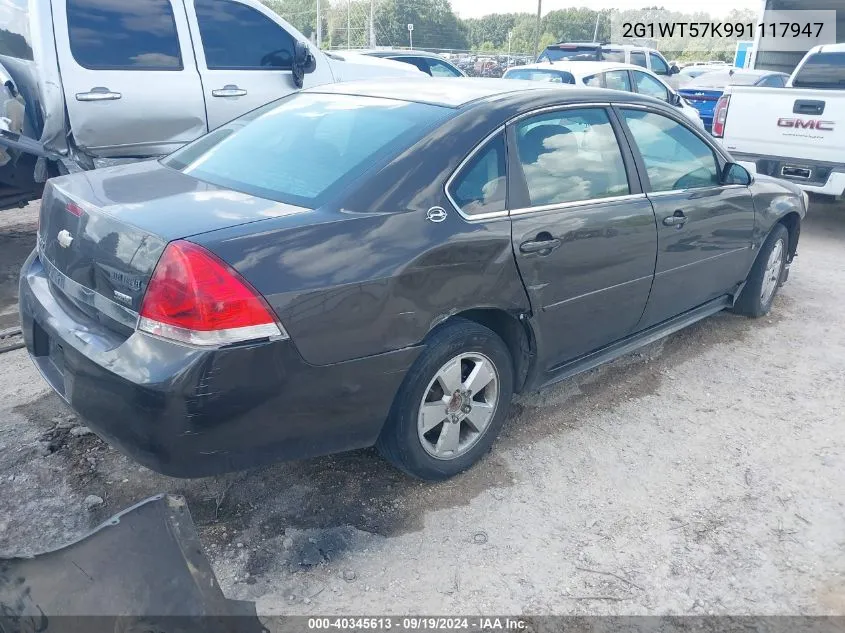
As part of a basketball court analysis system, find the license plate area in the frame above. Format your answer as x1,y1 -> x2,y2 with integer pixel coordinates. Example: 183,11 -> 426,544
781,165 -> 812,180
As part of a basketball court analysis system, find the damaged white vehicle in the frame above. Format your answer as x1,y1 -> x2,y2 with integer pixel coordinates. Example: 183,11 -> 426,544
0,0 -> 426,210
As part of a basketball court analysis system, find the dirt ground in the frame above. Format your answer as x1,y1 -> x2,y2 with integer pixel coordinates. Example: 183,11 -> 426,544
0,198 -> 843,617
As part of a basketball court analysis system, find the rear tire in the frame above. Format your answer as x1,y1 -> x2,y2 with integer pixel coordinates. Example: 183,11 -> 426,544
376,319 -> 514,481
732,224 -> 789,318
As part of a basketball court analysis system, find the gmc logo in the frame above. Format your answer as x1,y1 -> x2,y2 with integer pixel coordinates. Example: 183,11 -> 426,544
778,118 -> 835,131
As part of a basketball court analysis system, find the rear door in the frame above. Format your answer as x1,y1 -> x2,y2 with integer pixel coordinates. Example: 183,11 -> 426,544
52,0 -> 207,158
507,106 -> 658,369
186,0 -> 333,131
617,107 -> 756,329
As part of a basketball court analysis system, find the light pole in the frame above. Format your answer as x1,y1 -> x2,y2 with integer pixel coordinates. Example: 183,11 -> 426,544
533,0 -> 542,58
347,0 -> 351,48
316,0 -> 322,47
507,30 -> 513,67
408,23 -> 414,50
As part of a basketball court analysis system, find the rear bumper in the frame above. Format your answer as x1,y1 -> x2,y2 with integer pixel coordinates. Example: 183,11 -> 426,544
731,152 -> 845,197
19,250 -> 421,477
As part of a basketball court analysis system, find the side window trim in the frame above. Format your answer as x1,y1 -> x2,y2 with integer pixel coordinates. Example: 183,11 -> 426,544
505,105 -> 644,214
613,104 -> 732,195
444,127 -> 509,222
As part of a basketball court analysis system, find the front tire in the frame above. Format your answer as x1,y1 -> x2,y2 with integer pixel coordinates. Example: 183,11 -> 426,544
376,319 -> 514,481
732,223 -> 789,318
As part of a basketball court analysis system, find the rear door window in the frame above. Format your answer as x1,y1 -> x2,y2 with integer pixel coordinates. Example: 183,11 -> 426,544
194,0 -> 295,70
630,50 -> 647,68
602,48 -> 626,63
0,0 -> 33,60
791,52 -> 845,89
604,70 -> 632,92
448,133 -> 507,217
66,0 -> 183,70
514,108 -> 630,206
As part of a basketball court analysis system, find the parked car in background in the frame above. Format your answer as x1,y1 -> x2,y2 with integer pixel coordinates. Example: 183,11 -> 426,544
21,78 -> 805,481
679,69 -> 790,132
0,0 -> 425,211
504,61 -> 704,129
537,42 -> 681,86
715,44 -> 845,198
352,49 -> 465,77
676,65 -> 719,88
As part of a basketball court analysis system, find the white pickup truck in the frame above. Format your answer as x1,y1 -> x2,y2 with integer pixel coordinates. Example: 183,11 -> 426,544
713,44 -> 845,198
0,0 -> 424,211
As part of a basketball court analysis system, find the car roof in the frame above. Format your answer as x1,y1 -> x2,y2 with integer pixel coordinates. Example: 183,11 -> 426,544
305,77 -> 656,109
355,49 -> 448,60
816,43 -> 845,53
510,61 -> 654,77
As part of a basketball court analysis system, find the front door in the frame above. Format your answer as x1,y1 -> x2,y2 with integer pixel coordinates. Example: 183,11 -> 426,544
509,107 -> 658,370
617,108 -> 756,329
187,0 -> 333,131
54,0 -> 207,158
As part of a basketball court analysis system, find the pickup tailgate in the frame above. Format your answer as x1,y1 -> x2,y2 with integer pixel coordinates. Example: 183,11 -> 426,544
721,86 -> 845,165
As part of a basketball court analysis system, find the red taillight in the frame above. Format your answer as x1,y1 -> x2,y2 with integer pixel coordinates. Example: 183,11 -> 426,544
66,202 -> 84,217
138,240 -> 285,346
712,94 -> 731,137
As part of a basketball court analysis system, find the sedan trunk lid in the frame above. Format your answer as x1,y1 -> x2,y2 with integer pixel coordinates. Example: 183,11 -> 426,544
37,160 -> 307,331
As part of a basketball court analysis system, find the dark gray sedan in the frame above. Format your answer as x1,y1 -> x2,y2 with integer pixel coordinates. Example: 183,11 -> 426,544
20,79 -> 806,480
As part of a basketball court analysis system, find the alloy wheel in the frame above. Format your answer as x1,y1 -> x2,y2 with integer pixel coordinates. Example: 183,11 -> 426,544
417,353 -> 500,460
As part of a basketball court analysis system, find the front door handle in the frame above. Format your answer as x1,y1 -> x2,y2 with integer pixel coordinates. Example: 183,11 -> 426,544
76,87 -> 122,102
662,210 -> 688,228
520,238 -> 562,255
212,85 -> 248,97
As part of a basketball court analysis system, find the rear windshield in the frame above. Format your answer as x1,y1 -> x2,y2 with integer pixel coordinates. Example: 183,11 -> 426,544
686,71 -> 763,89
538,46 -> 600,63
792,52 -> 845,89
163,93 -> 450,207
0,0 -> 33,60
504,68 -> 575,84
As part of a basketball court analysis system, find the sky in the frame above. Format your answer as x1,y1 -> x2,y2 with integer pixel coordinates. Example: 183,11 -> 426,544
450,0 -> 761,19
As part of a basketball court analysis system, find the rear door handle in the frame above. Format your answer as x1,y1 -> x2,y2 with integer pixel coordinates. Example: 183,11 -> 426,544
212,85 -> 248,97
520,238 -> 562,254
663,210 -> 688,228
75,87 -> 121,102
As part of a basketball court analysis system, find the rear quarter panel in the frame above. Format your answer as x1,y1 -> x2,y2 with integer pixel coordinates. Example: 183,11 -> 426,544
193,105 -> 532,366
748,175 -> 805,250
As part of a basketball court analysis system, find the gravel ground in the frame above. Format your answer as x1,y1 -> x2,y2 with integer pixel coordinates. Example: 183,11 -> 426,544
0,198 -> 843,617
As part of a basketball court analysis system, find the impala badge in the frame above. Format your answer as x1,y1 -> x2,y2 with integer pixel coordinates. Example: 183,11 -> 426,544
57,229 -> 74,249
426,207 -> 448,223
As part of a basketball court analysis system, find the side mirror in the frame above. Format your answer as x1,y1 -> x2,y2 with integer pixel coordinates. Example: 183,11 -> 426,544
292,41 -> 317,89
722,162 -> 752,186
670,92 -> 682,106
669,64 -> 680,75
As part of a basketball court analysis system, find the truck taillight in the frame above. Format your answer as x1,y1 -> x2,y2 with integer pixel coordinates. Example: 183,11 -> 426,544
139,240 -> 286,347
712,95 -> 731,138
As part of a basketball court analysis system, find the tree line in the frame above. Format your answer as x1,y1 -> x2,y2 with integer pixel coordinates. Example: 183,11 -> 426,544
263,0 -> 756,60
